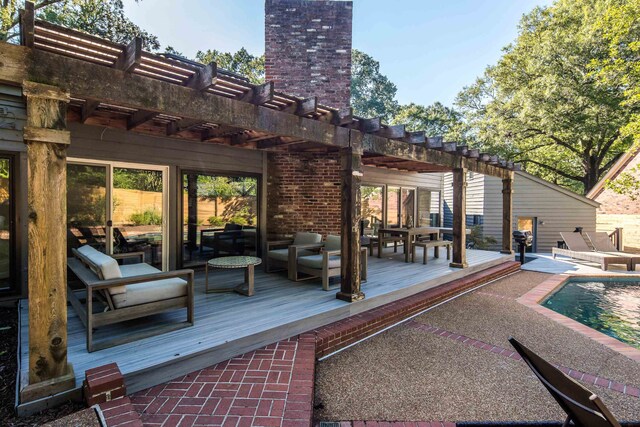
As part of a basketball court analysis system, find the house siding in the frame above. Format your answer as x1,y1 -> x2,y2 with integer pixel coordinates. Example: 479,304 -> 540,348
483,173 -> 597,253
68,123 -> 267,270
0,85 -> 28,298
444,170 -> 597,253
591,150 -> 640,252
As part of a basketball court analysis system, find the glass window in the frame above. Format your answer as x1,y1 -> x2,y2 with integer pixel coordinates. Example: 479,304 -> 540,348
182,172 -> 258,267
401,188 -> 415,228
361,185 -> 383,236
386,186 -> 400,228
0,157 -> 15,294
67,164 -> 107,254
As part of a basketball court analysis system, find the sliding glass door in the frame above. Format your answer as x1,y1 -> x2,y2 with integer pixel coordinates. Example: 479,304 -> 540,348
181,171 -> 259,267
0,156 -> 15,294
67,160 -> 168,270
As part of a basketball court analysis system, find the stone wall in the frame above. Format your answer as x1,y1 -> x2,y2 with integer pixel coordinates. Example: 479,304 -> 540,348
267,151 -> 342,239
265,0 -> 352,110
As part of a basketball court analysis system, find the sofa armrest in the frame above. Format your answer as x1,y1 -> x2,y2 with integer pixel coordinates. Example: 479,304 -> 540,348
267,239 -> 293,250
111,251 -> 145,263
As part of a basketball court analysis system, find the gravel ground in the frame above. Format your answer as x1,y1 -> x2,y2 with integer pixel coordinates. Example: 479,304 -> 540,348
314,271 -> 640,423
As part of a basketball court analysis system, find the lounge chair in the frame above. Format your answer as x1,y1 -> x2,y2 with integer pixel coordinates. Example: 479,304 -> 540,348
296,235 -> 368,290
585,232 -> 639,271
67,245 -> 194,352
552,232 -> 631,271
265,232 -> 323,280
508,337 -> 621,427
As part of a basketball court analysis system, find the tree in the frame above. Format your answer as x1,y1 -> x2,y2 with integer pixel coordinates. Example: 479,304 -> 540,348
392,102 -> 470,142
456,0 -> 637,194
593,0 -> 640,141
1,0 -> 159,50
351,49 -> 399,122
196,48 -> 265,85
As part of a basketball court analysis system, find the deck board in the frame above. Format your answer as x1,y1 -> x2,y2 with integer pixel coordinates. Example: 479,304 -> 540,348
18,249 -> 512,397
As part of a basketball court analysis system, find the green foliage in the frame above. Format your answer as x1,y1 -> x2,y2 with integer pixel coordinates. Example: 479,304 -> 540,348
605,164 -> 640,201
129,208 -> 162,226
113,168 -> 162,192
351,49 -> 399,122
1,1 -> 160,50
456,0 -> 637,194
196,48 -> 265,84
467,225 -> 497,250
207,216 -> 225,226
393,102 -> 471,142
592,0 -> 640,142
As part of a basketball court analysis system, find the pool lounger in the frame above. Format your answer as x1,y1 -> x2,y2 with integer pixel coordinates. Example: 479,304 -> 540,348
552,232 -> 632,271
585,232 -> 640,271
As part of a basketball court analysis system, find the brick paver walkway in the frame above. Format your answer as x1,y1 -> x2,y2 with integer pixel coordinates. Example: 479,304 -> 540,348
130,334 -> 315,427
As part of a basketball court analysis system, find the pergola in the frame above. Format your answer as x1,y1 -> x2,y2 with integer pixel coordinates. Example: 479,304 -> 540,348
2,4 -> 516,402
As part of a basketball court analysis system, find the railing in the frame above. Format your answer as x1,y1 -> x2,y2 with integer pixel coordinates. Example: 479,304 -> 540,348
608,228 -> 624,251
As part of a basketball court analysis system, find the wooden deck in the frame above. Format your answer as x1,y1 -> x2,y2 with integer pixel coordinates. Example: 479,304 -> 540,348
18,249 -> 512,406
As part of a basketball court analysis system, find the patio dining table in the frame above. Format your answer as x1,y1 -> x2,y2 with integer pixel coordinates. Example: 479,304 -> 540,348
377,226 -> 469,263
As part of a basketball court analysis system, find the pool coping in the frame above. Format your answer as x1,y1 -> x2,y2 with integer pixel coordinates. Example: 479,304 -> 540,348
517,274 -> 640,362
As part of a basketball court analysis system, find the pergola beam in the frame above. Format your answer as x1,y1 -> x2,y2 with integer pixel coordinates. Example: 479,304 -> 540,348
81,99 -> 100,123
127,109 -> 158,130
237,81 -> 274,105
0,42 -> 511,179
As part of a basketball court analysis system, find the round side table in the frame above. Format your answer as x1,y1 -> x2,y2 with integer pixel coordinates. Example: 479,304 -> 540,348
205,256 -> 262,297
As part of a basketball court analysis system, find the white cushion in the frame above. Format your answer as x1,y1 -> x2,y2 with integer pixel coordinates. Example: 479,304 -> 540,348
77,245 -> 125,295
298,254 -> 341,269
119,263 -> 161,277
324,235 -> 341,252
268,248 -> 315,262
111,277 -> 187,309
293,232 -> 322,245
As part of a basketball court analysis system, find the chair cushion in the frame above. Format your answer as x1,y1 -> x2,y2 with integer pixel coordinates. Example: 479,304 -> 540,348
268,248 -> 315,262
293,232 -> 322,245
76,245 -> 125,295
119,263 -> 162,277
111,277 -> 187,309
298,254 -> 341,270
324,235 -> 341,252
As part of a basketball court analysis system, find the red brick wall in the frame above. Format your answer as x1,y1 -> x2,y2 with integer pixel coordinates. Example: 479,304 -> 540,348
267,151 -> 342,239
265,0 -> 352,110
593,152 -> 640,214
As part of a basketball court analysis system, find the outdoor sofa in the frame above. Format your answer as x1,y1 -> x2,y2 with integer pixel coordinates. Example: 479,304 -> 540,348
296,234 -> 368,290
67,245 -> 194,352
552,232 -> 632,271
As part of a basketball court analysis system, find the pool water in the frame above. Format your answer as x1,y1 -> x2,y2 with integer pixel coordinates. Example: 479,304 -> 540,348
542,278 -> 640,349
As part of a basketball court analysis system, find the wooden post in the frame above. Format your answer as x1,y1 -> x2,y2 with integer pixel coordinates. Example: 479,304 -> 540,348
501,173 -> 514,254
186,174 -> 198,252
615,227 -> 624,251
337,146 -> 365,302
21,81 -> 75,402
450,168 -> 468,268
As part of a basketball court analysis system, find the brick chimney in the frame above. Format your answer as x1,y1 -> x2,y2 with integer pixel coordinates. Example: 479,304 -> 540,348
265,0 -> 353,110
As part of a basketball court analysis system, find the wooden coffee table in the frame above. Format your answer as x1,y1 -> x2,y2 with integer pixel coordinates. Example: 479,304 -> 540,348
205,256 -> 262,297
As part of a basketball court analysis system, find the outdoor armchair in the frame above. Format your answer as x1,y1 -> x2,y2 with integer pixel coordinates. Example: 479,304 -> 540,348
296,235 -> 368,290
67,245 -> 194,352
265,231 -> 323,279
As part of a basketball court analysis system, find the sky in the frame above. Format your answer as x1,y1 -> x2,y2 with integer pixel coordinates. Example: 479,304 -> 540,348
121,0 -> 553,107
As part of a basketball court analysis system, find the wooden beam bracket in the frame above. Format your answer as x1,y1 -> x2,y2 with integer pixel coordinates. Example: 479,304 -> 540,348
114,37 -> 142,73
186,62 -> 217,92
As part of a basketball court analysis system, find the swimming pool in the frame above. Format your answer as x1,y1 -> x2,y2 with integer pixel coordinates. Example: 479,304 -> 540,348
542,277 -> 640,350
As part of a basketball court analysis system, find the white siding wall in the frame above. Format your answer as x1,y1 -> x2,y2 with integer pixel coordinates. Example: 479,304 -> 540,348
442,172 -> 484,227
483,173 -> 597,252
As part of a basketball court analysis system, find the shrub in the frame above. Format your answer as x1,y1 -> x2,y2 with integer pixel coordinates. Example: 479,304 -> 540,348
129,209 -> 162,226
466,225 -> 497,250
208,216 -> 225,226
